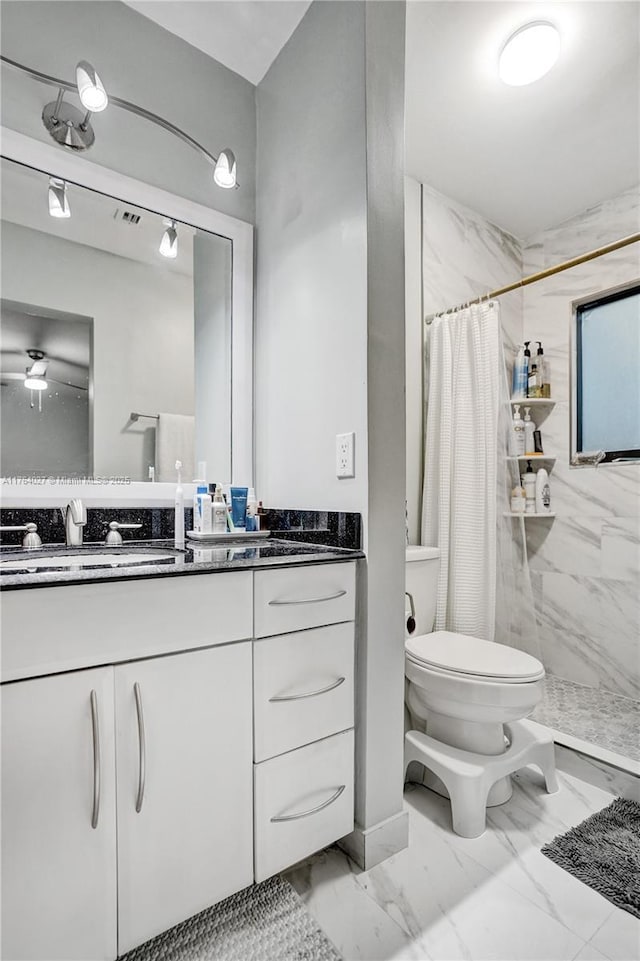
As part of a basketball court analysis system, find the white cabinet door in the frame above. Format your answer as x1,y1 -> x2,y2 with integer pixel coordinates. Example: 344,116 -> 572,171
1,668 -> 117,961
115,643 -> 254,955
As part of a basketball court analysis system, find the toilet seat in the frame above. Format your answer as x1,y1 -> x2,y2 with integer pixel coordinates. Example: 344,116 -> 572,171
405,630 -> 544,683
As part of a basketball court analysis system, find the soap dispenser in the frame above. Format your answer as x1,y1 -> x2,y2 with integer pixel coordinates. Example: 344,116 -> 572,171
510,404 -> 526,457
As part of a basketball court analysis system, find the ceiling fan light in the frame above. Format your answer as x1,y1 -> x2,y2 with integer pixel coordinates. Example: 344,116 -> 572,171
76,60 -> 108,112
24,375 -> 48,391
159,221 -> 178,259
499,22 -> 560,86
214,149 -> 237,189
48,177 -> 71,218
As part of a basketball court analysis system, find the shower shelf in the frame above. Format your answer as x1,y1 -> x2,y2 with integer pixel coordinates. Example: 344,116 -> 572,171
510,398 -> 556,409
507,456 -> 556,469
504,512 -> 556,519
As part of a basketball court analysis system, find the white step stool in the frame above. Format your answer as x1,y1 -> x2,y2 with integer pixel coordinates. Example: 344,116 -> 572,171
405,718 -> 559,838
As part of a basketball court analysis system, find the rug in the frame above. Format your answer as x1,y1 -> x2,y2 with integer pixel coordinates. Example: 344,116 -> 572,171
542,797 -> 640,918
119,875 -> 342,961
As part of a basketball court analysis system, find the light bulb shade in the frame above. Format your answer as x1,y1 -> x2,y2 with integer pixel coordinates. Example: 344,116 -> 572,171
24,376 -> 48,391
214,149 -> 237,189
48,178 -> 71,218
76,60 -> 108,112
499,22 -> 560,86
159,222 -> 178,259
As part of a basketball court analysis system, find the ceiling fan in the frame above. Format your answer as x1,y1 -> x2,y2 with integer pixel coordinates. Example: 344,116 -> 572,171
0,348 -> 89,399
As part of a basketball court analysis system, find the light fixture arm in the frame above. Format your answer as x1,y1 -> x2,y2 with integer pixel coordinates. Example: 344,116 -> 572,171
1,54 -> 239,186
51,87 -> 66,123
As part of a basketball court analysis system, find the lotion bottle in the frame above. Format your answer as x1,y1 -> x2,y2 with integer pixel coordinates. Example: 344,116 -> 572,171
174,460 -> 185,548
212,484 -> 227,533
524,407 -> 536,455
194,485 -> 212,533
510,404 -> 526,456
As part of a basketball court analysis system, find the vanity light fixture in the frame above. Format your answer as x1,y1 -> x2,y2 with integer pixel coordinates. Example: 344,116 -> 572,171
499,22 -> 560,86
213,149 -> 237,189
1,55 -> 240,189
48,177 -> 71,218
159,220 -> 178,259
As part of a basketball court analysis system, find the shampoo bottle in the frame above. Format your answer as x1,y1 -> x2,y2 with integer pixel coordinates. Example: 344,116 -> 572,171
524,407 -> 536,455
535,468 -> 551,513
510,404 -> 526,456
174,460 -> 185,548
512,345 -> 527,399
537,342 -> 551,398
212,484 -> 227,533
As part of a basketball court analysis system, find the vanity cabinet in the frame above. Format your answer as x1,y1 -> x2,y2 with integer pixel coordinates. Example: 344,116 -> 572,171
1,668 -> 117,961
1,559 -> 357,959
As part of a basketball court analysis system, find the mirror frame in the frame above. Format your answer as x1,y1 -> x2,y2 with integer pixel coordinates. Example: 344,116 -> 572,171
0,126 -> 253,506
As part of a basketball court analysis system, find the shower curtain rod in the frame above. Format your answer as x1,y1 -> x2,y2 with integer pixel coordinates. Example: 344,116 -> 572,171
425,231 -> 640,323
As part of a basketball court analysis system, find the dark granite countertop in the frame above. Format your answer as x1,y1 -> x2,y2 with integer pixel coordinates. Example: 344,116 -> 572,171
0,538 -> 364,591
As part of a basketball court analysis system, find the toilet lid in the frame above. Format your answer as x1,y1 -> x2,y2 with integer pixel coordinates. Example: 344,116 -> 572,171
405,631 -> 544,682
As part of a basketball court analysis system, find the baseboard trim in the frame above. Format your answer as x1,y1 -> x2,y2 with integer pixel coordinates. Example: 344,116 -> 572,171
338,809 -> 408,870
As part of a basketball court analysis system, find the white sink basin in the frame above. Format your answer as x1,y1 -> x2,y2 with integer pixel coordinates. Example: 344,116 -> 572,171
0,550 -> 179,572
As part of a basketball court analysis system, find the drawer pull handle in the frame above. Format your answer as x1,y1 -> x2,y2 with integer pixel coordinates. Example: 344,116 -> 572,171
134,682 -> 146,814
268,589 -> 347,607
269,676 -> 346,702
271,784 -> 346,823
90,690 -> 101,829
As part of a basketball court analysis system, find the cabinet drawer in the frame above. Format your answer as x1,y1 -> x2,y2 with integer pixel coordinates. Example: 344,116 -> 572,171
254,562 -> 356,638
254,729 -> 354,882
253,623 -> 354,761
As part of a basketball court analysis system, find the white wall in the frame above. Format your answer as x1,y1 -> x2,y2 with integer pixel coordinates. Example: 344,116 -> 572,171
405,177 -> 423,546
523,185 -> 640,700
1,221 -> 193,480
256,0 -> 408,865
0,1 -> 256,224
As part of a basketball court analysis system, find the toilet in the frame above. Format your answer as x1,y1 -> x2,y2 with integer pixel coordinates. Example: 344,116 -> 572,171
404,545 -> 558,838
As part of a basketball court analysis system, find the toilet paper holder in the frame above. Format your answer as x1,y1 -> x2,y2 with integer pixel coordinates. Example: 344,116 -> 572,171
405,591 -> 416,635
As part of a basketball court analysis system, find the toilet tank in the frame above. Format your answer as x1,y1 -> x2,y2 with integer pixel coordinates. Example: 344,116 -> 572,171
405,546 -> 440,635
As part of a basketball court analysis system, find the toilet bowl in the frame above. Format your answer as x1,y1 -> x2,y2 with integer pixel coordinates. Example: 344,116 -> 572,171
404,546 -> 555,832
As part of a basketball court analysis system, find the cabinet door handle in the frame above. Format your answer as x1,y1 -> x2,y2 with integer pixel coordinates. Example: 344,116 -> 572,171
271,784 -> 346,823
134,682 -> 146,813
268,589 -> 347,606
269,676 -> 346,702
89,690 -> 101,830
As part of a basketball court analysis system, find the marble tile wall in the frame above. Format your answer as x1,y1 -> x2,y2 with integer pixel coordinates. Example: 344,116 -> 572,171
522,185 -> 640,700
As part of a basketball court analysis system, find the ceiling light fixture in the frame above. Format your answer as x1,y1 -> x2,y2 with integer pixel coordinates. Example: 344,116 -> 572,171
214,149 -> 237,189
499,22 -> 560,86
159,220 -> 178,259
2,55 -> 239,190
24,350 -> 48,392
24,374 -> 48,391
48,177 -> 71,218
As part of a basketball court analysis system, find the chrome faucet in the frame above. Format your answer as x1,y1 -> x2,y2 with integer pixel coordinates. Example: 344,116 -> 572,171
64,499 -> 87,546
0,523 -> 42,550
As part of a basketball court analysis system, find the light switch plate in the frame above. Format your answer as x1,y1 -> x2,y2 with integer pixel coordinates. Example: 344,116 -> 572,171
336,432 -> 355,478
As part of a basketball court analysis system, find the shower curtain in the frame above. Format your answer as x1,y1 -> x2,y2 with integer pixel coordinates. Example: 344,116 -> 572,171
421,301 -> 539,655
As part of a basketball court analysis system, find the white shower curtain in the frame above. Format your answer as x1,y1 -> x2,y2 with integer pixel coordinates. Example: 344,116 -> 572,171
421,301 -> 539,654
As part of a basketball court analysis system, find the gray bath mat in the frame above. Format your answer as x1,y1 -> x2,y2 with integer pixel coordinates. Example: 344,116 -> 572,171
119,875 -> 342,961
542,797 -> 640,918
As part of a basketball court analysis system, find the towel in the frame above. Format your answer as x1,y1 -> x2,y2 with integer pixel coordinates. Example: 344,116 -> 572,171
155,413 -> 195,483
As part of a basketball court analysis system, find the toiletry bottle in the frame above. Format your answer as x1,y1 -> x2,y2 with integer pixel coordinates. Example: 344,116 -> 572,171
522,461 -> 536,514
174,460 -> 185,548
256,501 -> 265,532
512,345 -> 527,399
533,429 -> 544,454
523,342 -> 532,396
510,404 -> 526,456
524,407 -> 536,455
194,485 -> 212,533
245,488 -> 257,532
212,485 -> 227,533
537,342 -> 551,398
535,468 -> 551,513
528,362 -> 542,398
510,485 -> 526,513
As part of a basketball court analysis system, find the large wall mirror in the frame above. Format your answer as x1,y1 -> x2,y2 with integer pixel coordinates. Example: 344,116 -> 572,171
0,130 -> 253,502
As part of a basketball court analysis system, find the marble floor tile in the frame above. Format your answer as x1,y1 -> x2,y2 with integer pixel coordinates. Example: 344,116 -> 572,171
531,675 -> 640,762
587,906 -> 640,961
284,846 -> 412,960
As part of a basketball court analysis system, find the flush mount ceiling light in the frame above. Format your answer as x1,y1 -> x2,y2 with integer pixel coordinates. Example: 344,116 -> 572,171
48,177 -> 71,218
499,22 -> 560,86
1,55 -> 239,190
159,220 -> 178,259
